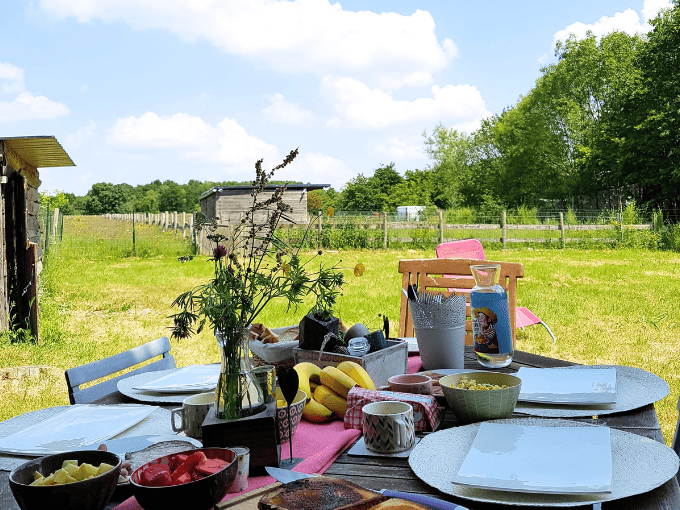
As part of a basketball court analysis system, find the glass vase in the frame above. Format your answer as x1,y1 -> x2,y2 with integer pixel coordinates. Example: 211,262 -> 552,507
215,328 -> 266,420
470,264 -> 514,368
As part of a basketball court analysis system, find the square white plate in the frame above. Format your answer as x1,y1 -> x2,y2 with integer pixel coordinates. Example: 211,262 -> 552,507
133,364 -> 220,392
0,405 -> 155,455
517,367 -> 617,404
453,422 -> 612,494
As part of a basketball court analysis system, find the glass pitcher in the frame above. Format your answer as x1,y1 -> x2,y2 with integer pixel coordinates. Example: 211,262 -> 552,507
470,264 -> 513,368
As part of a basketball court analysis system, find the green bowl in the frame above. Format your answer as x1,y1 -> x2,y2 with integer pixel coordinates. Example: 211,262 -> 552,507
439,372 -> 522,424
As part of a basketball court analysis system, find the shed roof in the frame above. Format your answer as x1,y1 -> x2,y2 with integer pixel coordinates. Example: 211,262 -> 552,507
200,183 -> 330,201
1,136 -> 75,168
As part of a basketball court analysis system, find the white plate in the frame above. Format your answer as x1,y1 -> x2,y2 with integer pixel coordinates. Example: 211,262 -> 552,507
132,364 -> 220,392
394,337 -> 419,354
249,326 -> 299,363
517,367 -> 617,405
453,422 -> 612,494
117,370 -> 212,404
409,417 -> 679,507
0,405 -> 155,455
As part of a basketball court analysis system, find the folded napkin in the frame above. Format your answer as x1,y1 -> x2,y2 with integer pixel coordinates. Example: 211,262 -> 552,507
113,420 -> 361,510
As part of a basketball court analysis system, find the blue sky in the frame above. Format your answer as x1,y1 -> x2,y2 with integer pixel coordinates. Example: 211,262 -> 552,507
0,0 -> 673,196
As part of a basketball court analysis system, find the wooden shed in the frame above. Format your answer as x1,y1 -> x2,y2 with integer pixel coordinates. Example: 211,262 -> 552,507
0,136 -> 75,337
199,183 -> 329,225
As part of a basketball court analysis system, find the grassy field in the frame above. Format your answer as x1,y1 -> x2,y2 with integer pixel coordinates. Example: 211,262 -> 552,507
1,217 -> 679,444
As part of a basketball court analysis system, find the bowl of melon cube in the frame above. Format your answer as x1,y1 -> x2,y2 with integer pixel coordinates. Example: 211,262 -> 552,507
130,448 -> 237,510
9,449 -> 122,510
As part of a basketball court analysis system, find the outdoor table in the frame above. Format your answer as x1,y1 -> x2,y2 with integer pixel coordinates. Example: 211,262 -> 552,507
0,348 -> 678,510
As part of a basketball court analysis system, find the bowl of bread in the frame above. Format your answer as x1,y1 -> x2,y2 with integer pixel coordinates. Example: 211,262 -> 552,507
439,372 -> 521,424
9,449 -> 121,510
249,324 -> 300,365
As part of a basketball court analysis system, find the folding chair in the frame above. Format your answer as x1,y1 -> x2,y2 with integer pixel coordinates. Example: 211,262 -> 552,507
65,336 -> 176,404
436,240 -> 556,343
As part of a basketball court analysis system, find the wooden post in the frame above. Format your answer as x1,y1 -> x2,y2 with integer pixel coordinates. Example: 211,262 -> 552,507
173,212 -> 178,234
502,210 -> 507,249
383,213 -> 388,249
317,210 -> 322,248
163,212 -> 169,231
559,212 -> 566,248
438,209 -> 444,245
52,208 -> 60,240
26,242 -> 39,343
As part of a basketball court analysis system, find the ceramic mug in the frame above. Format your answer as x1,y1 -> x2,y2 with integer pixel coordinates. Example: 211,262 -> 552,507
362,401 -> 415,453
170,392 -> 214,439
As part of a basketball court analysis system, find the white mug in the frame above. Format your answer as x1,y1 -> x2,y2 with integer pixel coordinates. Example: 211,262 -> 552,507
171,392 -> 214,439
362,401 -> 415,453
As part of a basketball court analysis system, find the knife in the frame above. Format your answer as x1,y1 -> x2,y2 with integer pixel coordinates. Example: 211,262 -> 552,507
265,467 -> 467,510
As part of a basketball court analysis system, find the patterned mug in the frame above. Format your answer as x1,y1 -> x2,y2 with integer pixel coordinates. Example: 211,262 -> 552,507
362,401 -> 415,453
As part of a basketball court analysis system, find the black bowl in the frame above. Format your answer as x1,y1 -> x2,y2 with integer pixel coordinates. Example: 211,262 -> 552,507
130,448 -> 237,510
9,450 -> 122,510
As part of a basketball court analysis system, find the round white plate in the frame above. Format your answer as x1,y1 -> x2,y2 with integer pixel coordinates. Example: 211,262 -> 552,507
118,370 -> 212,404
513,365 -> 669,418
409,417 -> 679,507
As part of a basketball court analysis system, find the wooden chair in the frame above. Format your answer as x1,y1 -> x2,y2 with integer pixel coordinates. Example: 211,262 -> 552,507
398,258 -> 524,347
436,239 -> 556,343
65,336 -> 176,404
672,397 -> 680,483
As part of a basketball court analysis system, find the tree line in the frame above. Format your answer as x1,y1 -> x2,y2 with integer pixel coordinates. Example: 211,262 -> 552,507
42,3 -> 679,219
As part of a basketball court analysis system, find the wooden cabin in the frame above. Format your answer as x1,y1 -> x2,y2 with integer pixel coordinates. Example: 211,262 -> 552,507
0,136 -> 75,337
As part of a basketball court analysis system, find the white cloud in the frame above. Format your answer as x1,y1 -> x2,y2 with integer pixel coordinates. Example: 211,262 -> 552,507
66,119 -> 97,149
108,111 -> 278,167
553,0 -> 673,45
80,84 -> 88,92
0,91 -> 69,122
537,53 -> 548,64
322,76 -> 490,130
38,0 -> 452,89
0,62 -> 25,94
285,152 -> 354,190
262,93 -> 313,125
375,135 -> 427,161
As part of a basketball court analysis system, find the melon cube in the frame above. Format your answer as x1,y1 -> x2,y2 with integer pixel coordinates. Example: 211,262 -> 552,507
76,462 -> 99,481
96,462 -> 115,476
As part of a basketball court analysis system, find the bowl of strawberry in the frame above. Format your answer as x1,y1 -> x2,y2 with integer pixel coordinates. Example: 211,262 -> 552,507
130,448 -> 237,510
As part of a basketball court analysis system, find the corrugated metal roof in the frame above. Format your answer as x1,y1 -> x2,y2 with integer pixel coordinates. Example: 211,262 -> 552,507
1,136 -> 75,168
200,183 -> 330,201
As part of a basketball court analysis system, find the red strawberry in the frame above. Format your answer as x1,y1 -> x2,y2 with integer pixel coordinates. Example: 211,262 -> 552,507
184,451 -> 207,471
171,462 -> 189,482
172,472 -> 192,485
195,459 -> 227,476
140,464 -> 170,485
170,453 -> 188,470
147,470 -> 172,487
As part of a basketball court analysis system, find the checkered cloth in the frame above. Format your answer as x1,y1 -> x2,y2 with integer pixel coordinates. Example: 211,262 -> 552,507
344,386 -> 442,432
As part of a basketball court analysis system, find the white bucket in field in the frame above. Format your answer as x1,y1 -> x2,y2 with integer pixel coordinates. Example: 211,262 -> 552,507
414,325 -> 465,370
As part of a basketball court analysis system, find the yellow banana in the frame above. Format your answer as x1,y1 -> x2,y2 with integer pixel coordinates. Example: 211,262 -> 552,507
294,362 -> 322,400
309,380 -> 320,393
301,398 -> 333,423
314,385 -> 348,418
336,361 -> 375,391
319,366 -> 357,398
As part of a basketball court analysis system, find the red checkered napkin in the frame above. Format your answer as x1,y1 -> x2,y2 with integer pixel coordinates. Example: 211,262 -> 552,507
344,386 -> 442,432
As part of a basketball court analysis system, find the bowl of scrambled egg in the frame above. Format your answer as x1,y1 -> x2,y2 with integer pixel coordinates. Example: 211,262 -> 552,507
439,372 -> 521,424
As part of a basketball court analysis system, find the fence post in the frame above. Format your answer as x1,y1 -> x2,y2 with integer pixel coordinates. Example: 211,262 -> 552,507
559,212 -> 566,248
502,210 -> 507,249
163,212 -> 168,231
173,212 -> 178,234
52,208 -> 60,240
182,212 -> 187,238
132,208 -> 136,257
317,210 -> 322,248
438,209 -> 444,245
383,213 -> 388,249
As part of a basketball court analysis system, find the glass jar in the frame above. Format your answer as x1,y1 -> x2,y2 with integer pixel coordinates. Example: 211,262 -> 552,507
470,264 -> 514,368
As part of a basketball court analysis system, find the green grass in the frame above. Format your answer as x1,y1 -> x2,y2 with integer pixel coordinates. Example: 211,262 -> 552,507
2,220 -> 679,445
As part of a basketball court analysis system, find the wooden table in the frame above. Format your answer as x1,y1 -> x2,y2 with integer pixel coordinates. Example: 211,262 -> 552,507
1,348 -> 678,509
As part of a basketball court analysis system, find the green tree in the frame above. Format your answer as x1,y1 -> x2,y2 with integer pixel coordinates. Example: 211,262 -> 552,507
423,124 -> 473,208
84,183 -> 134,214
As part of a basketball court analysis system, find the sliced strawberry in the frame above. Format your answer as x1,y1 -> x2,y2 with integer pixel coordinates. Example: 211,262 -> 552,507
195,458 -> 227,476
172,472 -> 192,485
140,464 -> 170,485
170,453 -> 188,470
147,470 -> 172,487
171,462 -> 189,481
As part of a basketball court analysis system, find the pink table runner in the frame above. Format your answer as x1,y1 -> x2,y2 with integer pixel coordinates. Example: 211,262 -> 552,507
113,420 -> 361,510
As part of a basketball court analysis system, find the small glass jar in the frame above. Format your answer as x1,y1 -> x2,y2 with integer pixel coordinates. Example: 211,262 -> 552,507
470,264 -> 514,368
347,336 -> 370,357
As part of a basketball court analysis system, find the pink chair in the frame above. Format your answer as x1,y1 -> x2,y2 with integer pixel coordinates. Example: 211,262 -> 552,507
435,240 -> 556,343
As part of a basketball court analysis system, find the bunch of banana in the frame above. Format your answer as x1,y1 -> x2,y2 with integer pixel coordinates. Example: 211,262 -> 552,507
293,361 -> 375,422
